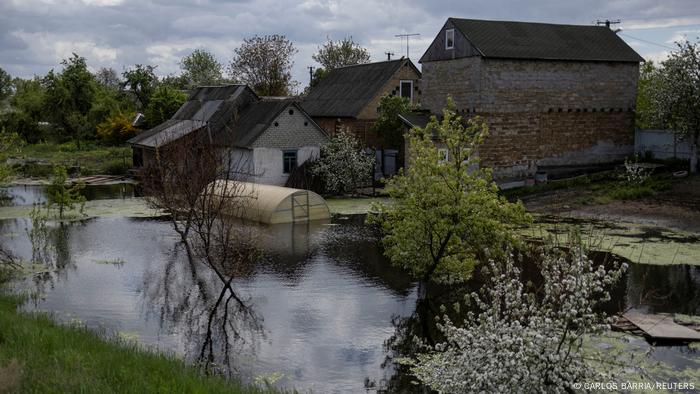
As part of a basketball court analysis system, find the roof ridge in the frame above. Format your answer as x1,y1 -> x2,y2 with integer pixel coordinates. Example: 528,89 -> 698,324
333,58 -> 404,70
448,17 -> 610,30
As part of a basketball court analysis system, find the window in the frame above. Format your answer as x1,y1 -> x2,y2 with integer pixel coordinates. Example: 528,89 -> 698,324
399,80 -> 413,102
438,148 -> 449,162
283,150 -> 297,174
445,28 -> 455,49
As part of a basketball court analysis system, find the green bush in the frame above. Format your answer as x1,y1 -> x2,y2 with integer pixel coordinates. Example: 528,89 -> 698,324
102,158 -> 130,175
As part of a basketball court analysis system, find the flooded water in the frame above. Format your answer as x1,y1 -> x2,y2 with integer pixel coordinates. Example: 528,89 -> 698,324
1,215 -> 699,392
0,183 -> 136,206
2,216 -> 417,392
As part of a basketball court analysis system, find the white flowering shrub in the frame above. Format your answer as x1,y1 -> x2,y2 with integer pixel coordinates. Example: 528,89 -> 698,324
623,155 -> 650,185
409,240 -> 627,393
312,129 -> 374,195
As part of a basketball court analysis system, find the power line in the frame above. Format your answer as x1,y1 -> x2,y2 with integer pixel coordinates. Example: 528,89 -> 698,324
619,32 -> 677,50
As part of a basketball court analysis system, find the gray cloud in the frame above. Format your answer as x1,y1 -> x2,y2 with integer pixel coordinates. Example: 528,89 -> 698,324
1,0 -> 699,88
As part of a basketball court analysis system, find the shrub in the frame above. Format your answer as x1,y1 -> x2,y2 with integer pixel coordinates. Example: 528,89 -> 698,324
96,112 -> 139,145
409,236 -> 627,393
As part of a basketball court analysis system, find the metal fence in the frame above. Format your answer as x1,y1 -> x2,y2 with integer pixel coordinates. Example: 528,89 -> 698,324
635,129 -> 692,160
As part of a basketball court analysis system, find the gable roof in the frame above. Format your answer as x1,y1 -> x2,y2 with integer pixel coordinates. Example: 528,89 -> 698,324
128,84 -> 257,148
302,58 -> 420,118
430,18 -> 643,63
128,85 -> 325,149
233,99 -> 296,147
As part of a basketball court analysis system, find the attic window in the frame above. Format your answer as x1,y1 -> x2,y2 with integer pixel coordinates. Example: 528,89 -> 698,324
288,109 -> 294,115
274,121 -> 279,127
445,29 -> 455,50
400,80 -> 413,102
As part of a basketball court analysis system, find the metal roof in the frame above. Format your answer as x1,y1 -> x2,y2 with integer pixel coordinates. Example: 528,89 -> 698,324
128,85 -> 324,149
301,59 -> 420,118
446,18 -> 644,63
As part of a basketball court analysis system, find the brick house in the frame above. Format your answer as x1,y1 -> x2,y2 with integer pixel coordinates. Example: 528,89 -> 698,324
128,85 -> 328,186
302,58 -> 421,147
413,18 -> 644,179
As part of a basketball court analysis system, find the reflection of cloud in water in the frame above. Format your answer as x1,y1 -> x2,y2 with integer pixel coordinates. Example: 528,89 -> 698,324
5,216 -> 418,392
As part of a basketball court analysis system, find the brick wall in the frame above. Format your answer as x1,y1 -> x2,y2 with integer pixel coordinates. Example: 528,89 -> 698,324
356,63 -> 422,119
251,105 -> 328,149
421,56 -> 639,178
312,117 -> 385,147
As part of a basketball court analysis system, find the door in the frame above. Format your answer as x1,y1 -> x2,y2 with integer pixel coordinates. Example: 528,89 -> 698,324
291,191 -> 309,222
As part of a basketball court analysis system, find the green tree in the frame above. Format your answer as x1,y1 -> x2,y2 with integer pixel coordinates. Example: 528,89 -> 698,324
312,36 -> 371,70
180,49 -> 223,88
648,40 -> 700,172
228,35 -> 298,96
308,37 -> 370,90
372,95 -> 412,148
46,166 -> 85,220
635,61 -> 662,129
122,64 -> 158,110
0,68 -> 12,104
370,98 -> 530,284
311,130 -> 374,195
1,78 -> 46,143
42,54 -> 96,147
144,85 -> 187,128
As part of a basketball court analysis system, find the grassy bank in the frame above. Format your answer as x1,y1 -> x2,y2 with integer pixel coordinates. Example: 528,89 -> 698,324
502,171 -> 672,205
1,142 -> 132,177
0,293 -> 276,393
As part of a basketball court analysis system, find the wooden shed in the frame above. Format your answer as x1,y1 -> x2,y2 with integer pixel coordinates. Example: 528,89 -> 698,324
210,181 -> 331,224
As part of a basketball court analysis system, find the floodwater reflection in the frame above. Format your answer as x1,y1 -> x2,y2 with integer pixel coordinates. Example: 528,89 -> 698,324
4,216 -> 418,392
2,215 -> 699,392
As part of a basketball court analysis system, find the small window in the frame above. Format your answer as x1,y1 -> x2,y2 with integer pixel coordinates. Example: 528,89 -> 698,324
283,150 -> 297,174
288,109 -> 294,115
274,121 -> 279,127
438,148 -> 449,162
445,29 -> 455,50
399,80 -> 413,102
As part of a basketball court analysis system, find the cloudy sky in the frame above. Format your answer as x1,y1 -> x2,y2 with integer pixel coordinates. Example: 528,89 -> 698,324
1,0 -> 699,90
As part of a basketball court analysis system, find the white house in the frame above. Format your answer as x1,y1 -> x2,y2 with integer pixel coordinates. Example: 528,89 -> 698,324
128,85 -> 328,186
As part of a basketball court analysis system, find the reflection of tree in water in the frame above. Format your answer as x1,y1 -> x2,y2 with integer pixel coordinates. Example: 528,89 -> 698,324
25,211 -> 78,297
625,264 -> 700,315
143,237 -> 264,380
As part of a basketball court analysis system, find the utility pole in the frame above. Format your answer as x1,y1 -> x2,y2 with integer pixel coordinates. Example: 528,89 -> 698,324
385,51 -> 395,61
596,19 -> 621,33
308,66 -> 314,86
395,33 -> 420,60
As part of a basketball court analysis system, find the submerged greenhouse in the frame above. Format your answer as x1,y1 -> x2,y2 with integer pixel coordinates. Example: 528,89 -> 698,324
210,181 -> 331,224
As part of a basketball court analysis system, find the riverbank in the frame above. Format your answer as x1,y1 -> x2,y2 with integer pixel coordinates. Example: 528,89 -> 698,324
0,293 -> 277,393
2,142 -> 132,177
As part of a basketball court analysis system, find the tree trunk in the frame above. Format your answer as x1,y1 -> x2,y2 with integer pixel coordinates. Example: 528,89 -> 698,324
691,133 -> 698,173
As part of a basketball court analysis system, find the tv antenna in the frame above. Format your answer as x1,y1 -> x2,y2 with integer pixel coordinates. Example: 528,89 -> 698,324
385,51 -> 395,61
395,33 -> 420,59
596,19 -> 622,33
308,66 -> 314,85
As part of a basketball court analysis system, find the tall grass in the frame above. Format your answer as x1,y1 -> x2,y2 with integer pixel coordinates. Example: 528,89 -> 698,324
0,294 -> 279,393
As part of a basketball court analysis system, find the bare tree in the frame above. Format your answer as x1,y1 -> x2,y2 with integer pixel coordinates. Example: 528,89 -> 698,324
228,34 -> 298,96
141,126 -> 261,374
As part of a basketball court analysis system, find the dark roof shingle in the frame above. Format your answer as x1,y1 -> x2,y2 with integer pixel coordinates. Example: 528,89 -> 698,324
449,18 -> 644,63
302,59 -> 419,118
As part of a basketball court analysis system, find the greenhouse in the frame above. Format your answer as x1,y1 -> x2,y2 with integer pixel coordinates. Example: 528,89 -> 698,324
210,181 -> 331,224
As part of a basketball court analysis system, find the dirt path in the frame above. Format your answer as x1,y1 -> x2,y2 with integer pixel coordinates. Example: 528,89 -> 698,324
521,175 -> 700,234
